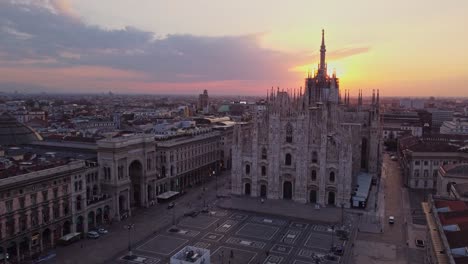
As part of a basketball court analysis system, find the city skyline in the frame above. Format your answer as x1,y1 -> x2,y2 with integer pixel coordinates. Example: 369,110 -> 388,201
0,0 -> 467,97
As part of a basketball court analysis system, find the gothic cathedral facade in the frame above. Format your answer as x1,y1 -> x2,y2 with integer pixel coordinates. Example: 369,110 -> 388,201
231,30 -> 382,208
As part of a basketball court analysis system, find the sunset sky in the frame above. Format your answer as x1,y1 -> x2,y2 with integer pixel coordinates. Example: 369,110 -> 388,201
0,0 -> 467,96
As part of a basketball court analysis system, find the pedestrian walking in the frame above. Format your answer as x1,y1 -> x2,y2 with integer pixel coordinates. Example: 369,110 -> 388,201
230,249 -> 234,259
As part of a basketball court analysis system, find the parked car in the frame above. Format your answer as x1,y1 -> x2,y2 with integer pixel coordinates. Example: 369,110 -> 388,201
390,155 -> 398,161
184,210 -> 200,217
167,202 -> 175,209
87,231 -> 100,239
97,228 -> 108,234
388,216 -> 395,224
415,239 -> 425,248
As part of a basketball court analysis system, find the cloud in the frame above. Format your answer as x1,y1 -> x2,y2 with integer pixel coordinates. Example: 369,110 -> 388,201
0,1 -> 368,94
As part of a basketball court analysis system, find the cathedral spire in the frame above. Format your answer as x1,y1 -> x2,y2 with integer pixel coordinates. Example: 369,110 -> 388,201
320,29 -> 327,71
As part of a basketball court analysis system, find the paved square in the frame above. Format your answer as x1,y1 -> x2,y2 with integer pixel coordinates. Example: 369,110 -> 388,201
305,232 -> 333,250
290,222 -> 309,230
250,216 -> 287,226
236,223 -> 279,240
211,246 -> 257,264
193,241 -> 211,249
215,219 -> 239,232
178,214 -> 219,229
166,228 -> 200,237
270,244 -> 293,255
230,213 -> 249,221
112,208 -> 356,264
201,232 -> 224,242
280,229 -> 301,244
138,235 -> 188,256
226,237 -> 266,249
119,254 -> 160,264
263,255 -> 284,264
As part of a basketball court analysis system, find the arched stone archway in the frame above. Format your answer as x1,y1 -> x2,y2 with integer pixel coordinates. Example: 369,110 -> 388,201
129,160 -> 143,207
147,185 -> 153,202
88,211 -> 95,229
103,206 -> 110,222
63,221 -> 71,235
327,191 -> 336,206
76,216 -> 84,233
283,181 -> 293,200
19,237 -> 29,259
119,194 -> 126,215
6,241 -> 17,261
96,208 -> 103,225
42,228 -> 52,249
310,190 -> 317,203
260,184 -> 267,198
244,183 -> 251,195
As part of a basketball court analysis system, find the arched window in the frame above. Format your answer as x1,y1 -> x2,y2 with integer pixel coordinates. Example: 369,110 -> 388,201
261,148 -> 267,160
285,154 -> 292,166
312,151 -> 318,163
311,170 -> 317,181
329,171 -> 335,182
286,123 -> 293,143
261,166 -> 266,176
245,164 -> 250,174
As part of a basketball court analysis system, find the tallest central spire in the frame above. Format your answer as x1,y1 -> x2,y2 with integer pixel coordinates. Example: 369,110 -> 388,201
320,29 -> 326,71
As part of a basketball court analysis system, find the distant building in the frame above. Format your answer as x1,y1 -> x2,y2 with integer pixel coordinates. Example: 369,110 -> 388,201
440,119 -> 468,135
399,98 -> 425,109
398,135 -> 468,189
428,109 -> 454,129
198,90 -> 209,113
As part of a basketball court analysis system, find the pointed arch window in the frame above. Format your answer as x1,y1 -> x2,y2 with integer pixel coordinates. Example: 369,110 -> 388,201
285,153 -> 292,166
261,148 -> 267,160
286,123 -> 293,143
245,164 -> 250,175
312,151 -> 318,163
329,171 -> 335,182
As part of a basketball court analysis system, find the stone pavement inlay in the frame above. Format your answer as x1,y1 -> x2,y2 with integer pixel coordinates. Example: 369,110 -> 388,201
250,216 -> 288,226
263,255 -> 284,264
226,237 -> 266,249
201,232 -> 224,242
270,244 -> 293,255
211,246 -> 257,264
138,235 -> 188,256
279,229 -> 301,244
235,223 -> 279,240
289,222 -> 309,230
215,219 -> 239,232
178,214 -> 219,229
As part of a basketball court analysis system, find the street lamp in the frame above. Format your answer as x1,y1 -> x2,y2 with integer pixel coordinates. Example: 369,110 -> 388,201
330,224 -> 335,252
214,170 -> 218,197
124,223 -> 135,257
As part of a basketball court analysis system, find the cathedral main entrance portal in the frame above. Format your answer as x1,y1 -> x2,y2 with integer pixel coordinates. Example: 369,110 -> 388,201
244,183 -> 251,195
283,181 -> 292,200
310,190 -> 317,203
260,185 -> 267,198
